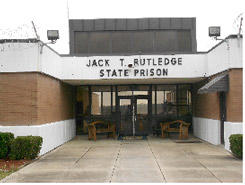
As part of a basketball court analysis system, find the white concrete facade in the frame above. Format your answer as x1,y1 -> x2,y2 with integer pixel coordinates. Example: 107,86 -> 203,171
0,119 -> 76,155
224,121 -> 243,151
61,54 -> 206,80
0,37 -> 243,82
193,117 -> 221,145
193,117 -> 243,151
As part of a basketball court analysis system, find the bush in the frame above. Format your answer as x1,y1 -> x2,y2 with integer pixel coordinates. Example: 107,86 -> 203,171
9,136 -> 43,160
0,132 -> 14,159
229,134 -> 243,159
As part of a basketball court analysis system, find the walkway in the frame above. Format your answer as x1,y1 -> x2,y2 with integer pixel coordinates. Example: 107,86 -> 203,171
1,135 -> 243,183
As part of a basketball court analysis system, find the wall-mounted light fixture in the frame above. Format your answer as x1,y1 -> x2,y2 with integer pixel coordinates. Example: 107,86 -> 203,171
208,26 -> 223,41
40,30 -> 60,54
208,26 -> 229,50
209,26 -> 221,37
47,30 -> 59,43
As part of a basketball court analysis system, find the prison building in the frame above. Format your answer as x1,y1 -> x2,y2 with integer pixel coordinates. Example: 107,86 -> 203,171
0,18 -> 243,155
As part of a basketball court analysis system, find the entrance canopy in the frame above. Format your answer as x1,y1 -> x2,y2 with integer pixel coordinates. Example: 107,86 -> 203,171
198,73 -> 229,94
63,77 -> 205,86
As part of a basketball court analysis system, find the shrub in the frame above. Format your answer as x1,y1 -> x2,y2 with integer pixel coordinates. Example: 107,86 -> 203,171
0,132 -> 14,159
229,134 -> 243,159
9,136 -> 43,160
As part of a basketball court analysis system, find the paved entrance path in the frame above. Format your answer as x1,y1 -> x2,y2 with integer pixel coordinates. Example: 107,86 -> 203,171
1,136 -> 243,183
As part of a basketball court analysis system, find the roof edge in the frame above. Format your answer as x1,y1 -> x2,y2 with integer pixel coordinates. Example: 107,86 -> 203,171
206,34 -> 243,53
0,38 -> 38,44
69,17 -> 196,21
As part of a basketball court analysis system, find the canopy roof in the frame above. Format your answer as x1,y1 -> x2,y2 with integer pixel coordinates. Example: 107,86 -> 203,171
198,73 -> 229,94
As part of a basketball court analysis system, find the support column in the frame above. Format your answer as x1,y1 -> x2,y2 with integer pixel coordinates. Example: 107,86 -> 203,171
88,85 -> 92,123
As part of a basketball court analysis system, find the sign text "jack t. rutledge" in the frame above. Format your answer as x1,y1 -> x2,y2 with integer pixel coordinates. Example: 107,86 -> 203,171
85,57 -> 183,78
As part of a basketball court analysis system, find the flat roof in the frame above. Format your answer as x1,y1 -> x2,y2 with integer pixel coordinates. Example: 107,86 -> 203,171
0,38 -> 38,43
69,17 -> 196,32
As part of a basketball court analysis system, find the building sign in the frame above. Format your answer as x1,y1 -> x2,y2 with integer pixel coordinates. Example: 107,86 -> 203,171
61,54 -> 205,80
85,57 -> 183,78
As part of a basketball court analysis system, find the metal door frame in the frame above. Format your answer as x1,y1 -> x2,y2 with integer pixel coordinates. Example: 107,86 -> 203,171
219,92 -> 226,144
118,97 -> 133,136
118,95 -> 149,136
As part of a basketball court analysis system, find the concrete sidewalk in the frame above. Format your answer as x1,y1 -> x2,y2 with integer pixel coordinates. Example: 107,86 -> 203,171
1,135 -> 243,183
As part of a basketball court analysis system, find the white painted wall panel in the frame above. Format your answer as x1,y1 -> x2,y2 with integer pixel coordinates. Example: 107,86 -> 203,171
0,43 -> 39,72
224,121 -> 243,151
40,45 -> 62,79
193,117 -> 243,152
207,41 -> 229,76
0,119 -> 76,156
228,39 -> 243,69
193,117 -> 221,145
207,38 -> 243,76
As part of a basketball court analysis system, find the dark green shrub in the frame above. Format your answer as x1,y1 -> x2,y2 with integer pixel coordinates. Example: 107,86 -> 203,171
0,132 -> 14,159
229,134 -> 243,159
9,136 -> 43,160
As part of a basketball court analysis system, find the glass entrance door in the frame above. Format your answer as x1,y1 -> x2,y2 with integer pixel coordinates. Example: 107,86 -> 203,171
135,98 -> 148,136
119,98 -> 133,136
118,96 -> 149,136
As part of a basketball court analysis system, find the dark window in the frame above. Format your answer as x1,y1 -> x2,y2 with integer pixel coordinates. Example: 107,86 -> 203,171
155,30 -> 192,52
131,31 -> 155,53
88,32 -> 111,54
177,31 -> 192,52
74,32 -> 89,54
155,31 -> 177,52
74,30 -> 192,54
111,32 -> 132,53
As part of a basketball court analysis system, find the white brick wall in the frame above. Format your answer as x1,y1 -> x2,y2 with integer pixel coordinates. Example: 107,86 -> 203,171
193,117 -> 221,145
224,121 -> 243,151
193,117 -> 243,151
0,119 -> 76,155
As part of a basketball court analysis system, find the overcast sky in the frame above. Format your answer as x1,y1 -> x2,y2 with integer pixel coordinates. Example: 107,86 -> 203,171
0,0 -> 244,54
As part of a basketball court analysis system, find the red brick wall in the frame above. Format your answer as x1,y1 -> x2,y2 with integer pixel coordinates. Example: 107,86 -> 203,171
36,73 -> 75,124
193,83 -> 220,120
226,69 -> 243,122
0,72 -> 75,126
0,73 -> 38,126
0,69 -> 242,126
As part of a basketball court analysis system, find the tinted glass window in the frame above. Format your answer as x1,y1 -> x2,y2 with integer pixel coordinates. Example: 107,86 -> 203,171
177,31 -> 192,51
131,31 -> 154,53
155,31 -> 177,52
155,30 -> 192,52
88,32 -> 111,54
111,32 -> 132,53
74,32 -> 89,54
74,30 -> 192,54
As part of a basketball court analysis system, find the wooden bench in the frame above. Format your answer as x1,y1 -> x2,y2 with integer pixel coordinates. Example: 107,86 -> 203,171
160,120 -> 190,139
88,120 -> 116,141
